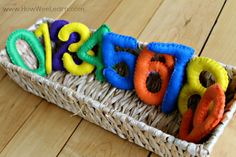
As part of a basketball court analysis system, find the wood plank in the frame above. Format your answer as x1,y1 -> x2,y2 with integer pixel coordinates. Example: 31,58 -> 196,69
139,0 -> 225,54
200,0 -> 236,156
0,0 -> 77,48
60,0 -> 122,28
59,0 -> 226,157
0,76 -> 41,152
58,0 -> 164,156
137,0 -> 226,157
0,0 -> 123,156
0,0 -> 77,152
0,0 -> 227,156
202,0 -> 235,66
212,113 -> 236,157
105,0 -> 164,36
0,0 -> 78,78
0,101 -> 80,157
58,121 -> 148,157
0,67 -> 6,81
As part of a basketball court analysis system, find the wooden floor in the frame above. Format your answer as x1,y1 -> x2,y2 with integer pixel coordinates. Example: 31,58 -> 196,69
0,0 -> 236,156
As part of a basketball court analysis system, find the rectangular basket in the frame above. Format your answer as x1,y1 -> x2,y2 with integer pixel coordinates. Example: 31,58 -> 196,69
0,17 -> 236,157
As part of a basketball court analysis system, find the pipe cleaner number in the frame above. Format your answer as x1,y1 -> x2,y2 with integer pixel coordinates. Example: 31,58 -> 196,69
102,32 -> 138,90
134,48 -> 174,105
58,22 -> 95,76
147,42 -> 194,113
50,20 -> 79,71
179,84 -> 225,143
6,29 -> 46,76
178,57 -> 229,115
34,23 -> 52,75
77,24 -> 111,82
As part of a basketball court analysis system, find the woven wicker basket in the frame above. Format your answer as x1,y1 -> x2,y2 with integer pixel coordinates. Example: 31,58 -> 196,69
0,17 -> 236,157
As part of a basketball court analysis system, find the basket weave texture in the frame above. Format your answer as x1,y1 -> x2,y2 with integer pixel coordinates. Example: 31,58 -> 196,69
0,18 -> 236,157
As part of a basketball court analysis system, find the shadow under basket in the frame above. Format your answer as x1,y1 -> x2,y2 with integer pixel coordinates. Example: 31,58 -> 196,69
1,17 -> 236,157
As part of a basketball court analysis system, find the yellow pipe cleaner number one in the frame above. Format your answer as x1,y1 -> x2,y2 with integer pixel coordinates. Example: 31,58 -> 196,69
34,23 -> 52,75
